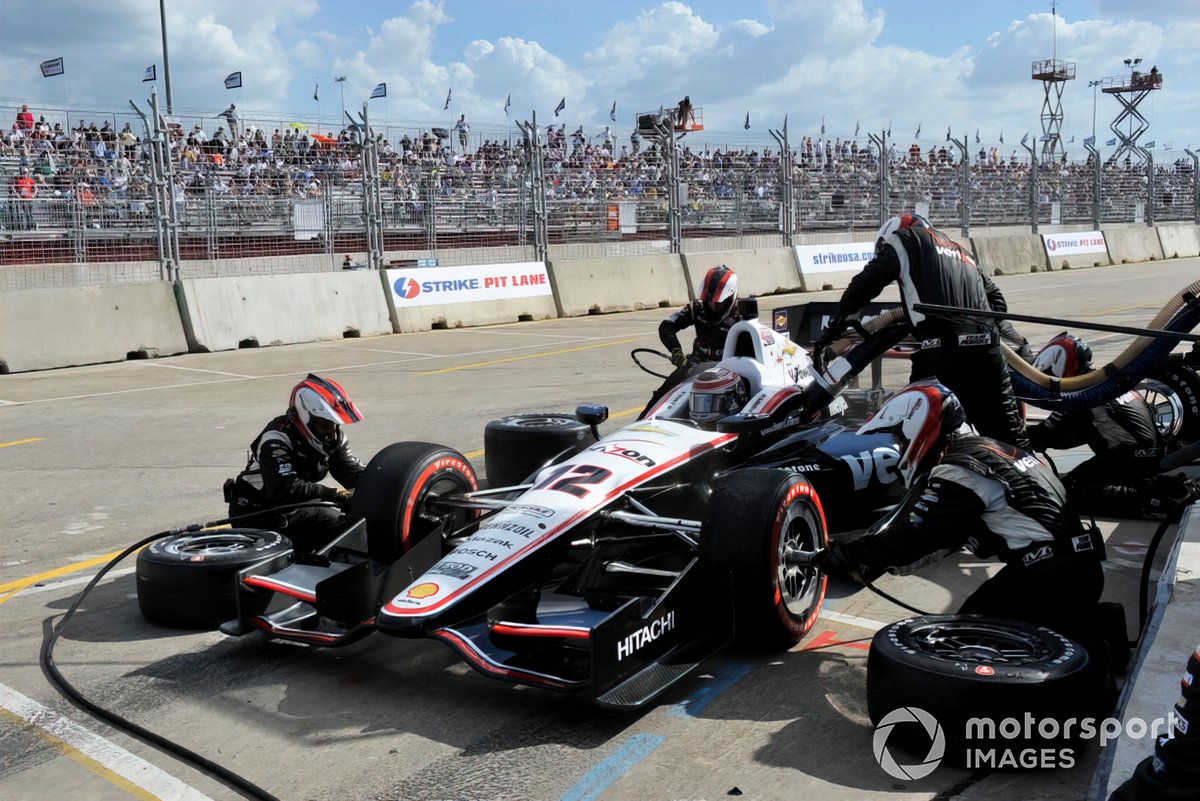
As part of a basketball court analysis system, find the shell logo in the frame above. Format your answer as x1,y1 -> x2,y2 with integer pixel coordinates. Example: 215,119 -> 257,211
407,582 -> 440,599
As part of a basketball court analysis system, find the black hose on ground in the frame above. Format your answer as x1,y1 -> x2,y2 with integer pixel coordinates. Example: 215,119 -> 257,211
39,501 -> 338,801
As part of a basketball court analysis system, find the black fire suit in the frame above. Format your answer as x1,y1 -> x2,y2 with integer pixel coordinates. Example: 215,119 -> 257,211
1029,390 -> 1162,517
640,302 -> 732,418
821,435 -> 1104,644
833,226 -> 1030,449
228,415 -> 365,552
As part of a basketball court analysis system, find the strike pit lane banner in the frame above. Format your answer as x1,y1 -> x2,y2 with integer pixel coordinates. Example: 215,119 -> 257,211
1041,231 -> 1107,256
387,262 -> 552,307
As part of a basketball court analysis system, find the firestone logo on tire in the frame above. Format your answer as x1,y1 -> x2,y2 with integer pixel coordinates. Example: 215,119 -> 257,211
873,706 -> 945,780
394,277 -> 421,300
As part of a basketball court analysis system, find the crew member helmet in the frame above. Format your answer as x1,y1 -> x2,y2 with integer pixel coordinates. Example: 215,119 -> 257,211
875,213 -> 932,254
289,374 -> 363,456
1032,333 -> 1093,378
857,380 -> 969,486
697,264 -> 738,324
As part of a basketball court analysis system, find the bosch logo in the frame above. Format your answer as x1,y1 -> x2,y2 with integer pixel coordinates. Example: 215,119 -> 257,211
394,277 -> 421,300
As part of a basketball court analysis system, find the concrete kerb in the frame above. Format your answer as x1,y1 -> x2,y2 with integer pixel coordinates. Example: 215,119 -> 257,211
176,272 -> 393,352
1156,225 -> 1200,260
0,283 -> 188,373
681,248 -> 803,303
546,254 -> 690,317
1093,503 -> 1200,800
1105,226 -> 1167,265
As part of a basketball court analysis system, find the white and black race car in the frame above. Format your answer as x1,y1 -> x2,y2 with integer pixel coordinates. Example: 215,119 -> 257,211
136,300 -> 914,708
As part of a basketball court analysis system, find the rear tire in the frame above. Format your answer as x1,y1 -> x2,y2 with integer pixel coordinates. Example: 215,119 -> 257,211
352,442 -> 478,564
136,529 -> 292,629
700,469 -> 828,649
483,413 -> 592,488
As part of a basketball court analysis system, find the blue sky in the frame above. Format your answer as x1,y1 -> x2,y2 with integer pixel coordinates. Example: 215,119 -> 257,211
0,1 -> 1197,152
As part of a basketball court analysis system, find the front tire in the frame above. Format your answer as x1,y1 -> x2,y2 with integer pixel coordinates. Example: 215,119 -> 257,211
352,442 -> 478,564
136,528 -> 292,628
700,469 -> 828,648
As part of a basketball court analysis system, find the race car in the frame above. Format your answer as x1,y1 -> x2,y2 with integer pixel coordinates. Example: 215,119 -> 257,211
136,299 -> 915,709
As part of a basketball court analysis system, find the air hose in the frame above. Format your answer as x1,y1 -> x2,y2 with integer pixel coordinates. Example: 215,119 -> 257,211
39,501 -> 337,801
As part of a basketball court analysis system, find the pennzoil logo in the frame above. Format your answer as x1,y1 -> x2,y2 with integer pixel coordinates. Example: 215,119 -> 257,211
407,582 -> 440,599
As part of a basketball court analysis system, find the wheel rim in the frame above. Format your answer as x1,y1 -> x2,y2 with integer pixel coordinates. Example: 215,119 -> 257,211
1136,380 -> 1184,441
509,415 -> 575,429
174,532 -> 263,555
907,621 -> 1054,665
776,503 -> 821,617
411,472 -> 476,543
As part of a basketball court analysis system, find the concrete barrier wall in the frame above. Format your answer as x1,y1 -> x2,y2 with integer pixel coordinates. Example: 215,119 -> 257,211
1156,225 -> 1200,259
681,248 -> 801,301
546,255 -> 689,317
0,283 -> 187,372
970,234 -> 1049,276
177,272 -> 393,352
1105,226 -> 1166,264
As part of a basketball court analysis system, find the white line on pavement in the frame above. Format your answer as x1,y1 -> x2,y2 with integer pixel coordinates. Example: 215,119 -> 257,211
134,363 -> 255,379
820,609 -> 890,632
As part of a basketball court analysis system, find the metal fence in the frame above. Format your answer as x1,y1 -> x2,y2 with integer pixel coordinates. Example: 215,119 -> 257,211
1,107 -> 1197,289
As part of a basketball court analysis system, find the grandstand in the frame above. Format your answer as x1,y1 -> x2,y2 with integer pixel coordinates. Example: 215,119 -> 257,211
1,102 -> 1196,286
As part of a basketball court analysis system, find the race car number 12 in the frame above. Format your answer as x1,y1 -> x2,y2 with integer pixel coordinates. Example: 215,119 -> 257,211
534,464 -> 614,498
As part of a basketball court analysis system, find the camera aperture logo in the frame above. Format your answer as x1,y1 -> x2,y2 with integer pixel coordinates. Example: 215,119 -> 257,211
872,706 -> 945,780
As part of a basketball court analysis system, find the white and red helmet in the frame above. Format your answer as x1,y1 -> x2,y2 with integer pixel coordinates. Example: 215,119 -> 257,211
697,264 -> 738,324
857,380 -> 969,485
1032,333 -> 1093,379
875,213 -> 931,254
690,367 -> 748,426
289,374 -> 363,456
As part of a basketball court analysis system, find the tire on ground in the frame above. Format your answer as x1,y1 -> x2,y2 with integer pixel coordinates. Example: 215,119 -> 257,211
1146,363 -> 1200,445
867,615 -> 1093,763
352,441 -> 479,564
136,528 -> 292,629
700,468 -> 827,649
483,413 -> 592,488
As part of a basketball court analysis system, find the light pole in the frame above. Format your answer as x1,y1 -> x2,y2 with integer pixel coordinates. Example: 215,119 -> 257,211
335,76 -> 347,129
158,0 -> 173,114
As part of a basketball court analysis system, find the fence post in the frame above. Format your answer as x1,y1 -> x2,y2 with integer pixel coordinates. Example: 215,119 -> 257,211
1084,142 -> 1101,229
950,136 -> 969,238
1020,137 -> 1038,234
1187,149 -> 1199,225
355,104 -> 385,270
769,119 -> 794,246
868,131 -> 888,227
1143,150 -> 1155,227
652,116 -> 683,254
516,114 -> 548,262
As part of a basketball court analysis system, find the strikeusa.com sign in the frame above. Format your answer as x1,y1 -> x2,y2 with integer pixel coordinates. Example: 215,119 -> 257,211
387,262 -> 551,307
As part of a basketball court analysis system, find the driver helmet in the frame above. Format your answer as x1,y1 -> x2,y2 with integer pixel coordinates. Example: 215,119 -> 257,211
289,374 -> 363,456
690,368 -> 749,427
1032,333 -> 1093,378
875,212 -> 932,254
857,380 -> 969,486
697,264 -> 738,324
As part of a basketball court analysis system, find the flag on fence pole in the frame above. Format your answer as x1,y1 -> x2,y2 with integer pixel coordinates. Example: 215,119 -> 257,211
887,121 -> 892,137
143,65 -> 156,82
914,123 -> 921,139
610,100 -> 617,122
946,125 -> 951,141
444,88 -> 452,110
224,71 -> 242,89
554,97 -> 565,116
854,119 -> 859,136
1084,135 -> 1096,146
820,115 -> 825,135
744,111 -> 750,130
370,82 -> 386,99
1105,137 -> 1117,146
313,80 -> 319,102
504,93 -> 511,116
1145,140 -> 1156,149
975,128 -> 980,144
1068,135 -> 1075,144
40,57 -> 64,78
1164,142 -> 1173,151
1022,132 -> 1030,145
999,129 -> 1004,144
